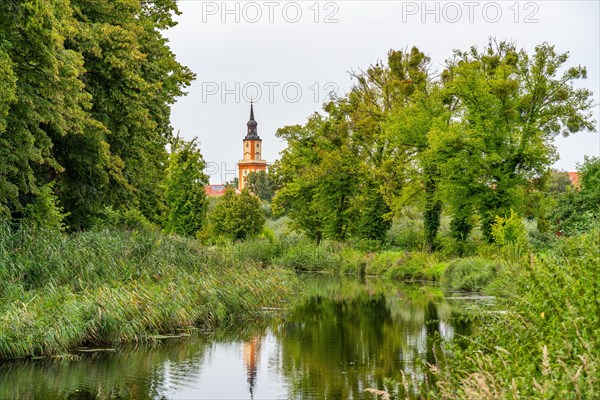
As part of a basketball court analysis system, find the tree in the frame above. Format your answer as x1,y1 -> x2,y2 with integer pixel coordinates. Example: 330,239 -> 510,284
63,0 -> 195,227
0,0 -> 90,227
164,137 -> 209,237
0,0 -> 194,230
434,40 -> 596,241
547,170 -> 574,195
272,107 -> 360,243
209,188 -> 265,240
246,171 -> 275,202
550,157 -> 600,235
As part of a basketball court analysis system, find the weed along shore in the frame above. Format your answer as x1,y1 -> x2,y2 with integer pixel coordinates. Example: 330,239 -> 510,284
0,226 -> 298,360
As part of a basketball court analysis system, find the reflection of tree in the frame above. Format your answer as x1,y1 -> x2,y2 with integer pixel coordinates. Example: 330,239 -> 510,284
0,320 -> 273,400
276,278 -> 465,399
0,280 -> 474,400
0,338 -> 207,400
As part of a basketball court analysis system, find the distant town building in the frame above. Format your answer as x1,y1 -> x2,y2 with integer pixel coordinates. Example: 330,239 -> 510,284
238,102 -> 267,191
567,172 -> 580,188
204,104 -> 268,196
204,184 -> 228,197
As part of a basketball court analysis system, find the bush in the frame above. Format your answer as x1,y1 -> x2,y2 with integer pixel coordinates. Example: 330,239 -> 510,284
385,218 -> 424,251
491,209 -> 527,247
94,207 -> 158,232
273,240 -> 342,272
436,227 -> 599,398
209,188 -> 265,241
366,251 -> 446,281
443,257 -> 499,291
229,238 -> 284,266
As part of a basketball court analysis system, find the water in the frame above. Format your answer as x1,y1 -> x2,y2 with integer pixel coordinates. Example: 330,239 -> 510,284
0,275 -> 480,400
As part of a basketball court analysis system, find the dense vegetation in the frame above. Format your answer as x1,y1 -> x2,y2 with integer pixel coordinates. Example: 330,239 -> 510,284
272,42 -> 596,250
0,225 -> 297,359
430,227 -> 599,399
0,0 -> 194,231
0,1 -> 598,397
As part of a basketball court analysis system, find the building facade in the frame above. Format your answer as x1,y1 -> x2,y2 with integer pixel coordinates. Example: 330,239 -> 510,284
238,102 -> 267,191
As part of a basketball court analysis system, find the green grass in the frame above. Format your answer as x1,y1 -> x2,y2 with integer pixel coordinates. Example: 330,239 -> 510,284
0,225 -> 298,359
365,251 -> 446,281
442,257 -> 499,291
429,227 -> 600,399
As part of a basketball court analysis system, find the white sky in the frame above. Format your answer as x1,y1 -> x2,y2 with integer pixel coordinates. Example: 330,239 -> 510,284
164,1 -> 600,183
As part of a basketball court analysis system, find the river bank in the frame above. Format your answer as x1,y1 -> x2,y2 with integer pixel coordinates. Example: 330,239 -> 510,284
0,225 -> 298,360
1,224 -> 597,398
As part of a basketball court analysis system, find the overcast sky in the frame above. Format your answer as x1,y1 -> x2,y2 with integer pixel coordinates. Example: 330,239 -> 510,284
164,1 -> 600,184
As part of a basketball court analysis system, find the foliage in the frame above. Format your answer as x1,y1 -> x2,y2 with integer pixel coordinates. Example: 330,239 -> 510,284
433,40 -> 596,242
385,217 -> 425,251
164,137 -> 209,237
0,225 -> 297,359
491,209 -> 527,247
366,251 -> 446,281
246,170 -> 276,202
274,240 -> 344,272
0,0 -> 193,230
435,227 -> 599,398
209,188 -> 266,241
443,257 -> 498,291
550,156 -> 600,235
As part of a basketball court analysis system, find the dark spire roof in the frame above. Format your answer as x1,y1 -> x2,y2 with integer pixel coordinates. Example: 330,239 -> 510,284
245,101 -> 260,140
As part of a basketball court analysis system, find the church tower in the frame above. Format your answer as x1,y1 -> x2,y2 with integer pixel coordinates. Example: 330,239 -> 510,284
238,102 -> 267,191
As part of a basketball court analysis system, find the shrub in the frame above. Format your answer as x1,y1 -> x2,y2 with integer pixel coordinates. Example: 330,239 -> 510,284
437,227 -> 599,398
273,240 -> 342,272
209,188 -> 265,241
491,209 -> 527,247
443,257 -> 498,291
385,218 -> 424,251
366,251 -> 445,281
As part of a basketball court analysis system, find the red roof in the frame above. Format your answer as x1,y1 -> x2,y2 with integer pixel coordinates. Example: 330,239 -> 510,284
567,172 -> 580,188
205,184 -> 227,197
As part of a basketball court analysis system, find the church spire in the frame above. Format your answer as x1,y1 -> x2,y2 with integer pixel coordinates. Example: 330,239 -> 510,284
245,101 -> 260,140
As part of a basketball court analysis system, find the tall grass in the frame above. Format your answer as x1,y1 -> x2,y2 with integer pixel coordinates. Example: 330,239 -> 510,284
0,225 -> 297,359
431,226 -> 600,398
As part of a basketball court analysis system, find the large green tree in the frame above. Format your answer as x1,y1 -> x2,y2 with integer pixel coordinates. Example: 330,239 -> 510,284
246,170 -> 275,202
272,107 -> 360,242
0,0 -> 194,230
209,188 -> 265,241
433,41 -> 596,241
62,0 -> 195,228
164,137 -> 208,237
0,0 -> 95,226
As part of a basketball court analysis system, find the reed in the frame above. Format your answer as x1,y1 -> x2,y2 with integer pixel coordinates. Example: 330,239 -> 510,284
431,226 -> 600,398
0,225 -> 297,359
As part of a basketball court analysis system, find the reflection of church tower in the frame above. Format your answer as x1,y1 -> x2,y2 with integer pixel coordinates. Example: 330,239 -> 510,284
242,335 -> 262,399
238,102 -> 267,191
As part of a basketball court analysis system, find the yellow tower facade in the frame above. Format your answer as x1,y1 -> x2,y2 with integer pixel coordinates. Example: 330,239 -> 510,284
238,102 -> 267,191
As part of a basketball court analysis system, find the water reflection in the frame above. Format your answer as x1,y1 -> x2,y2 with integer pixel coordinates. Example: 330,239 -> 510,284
0,276 -> 474,400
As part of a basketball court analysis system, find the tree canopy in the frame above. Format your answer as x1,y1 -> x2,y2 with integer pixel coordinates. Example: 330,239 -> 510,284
273,41 -> 596,246
0,0 -> 194,230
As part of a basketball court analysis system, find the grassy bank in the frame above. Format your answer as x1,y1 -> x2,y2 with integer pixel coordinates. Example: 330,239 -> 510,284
224,236 -> 502,290
0,225 -> 298,359
428,227 -> 600,399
